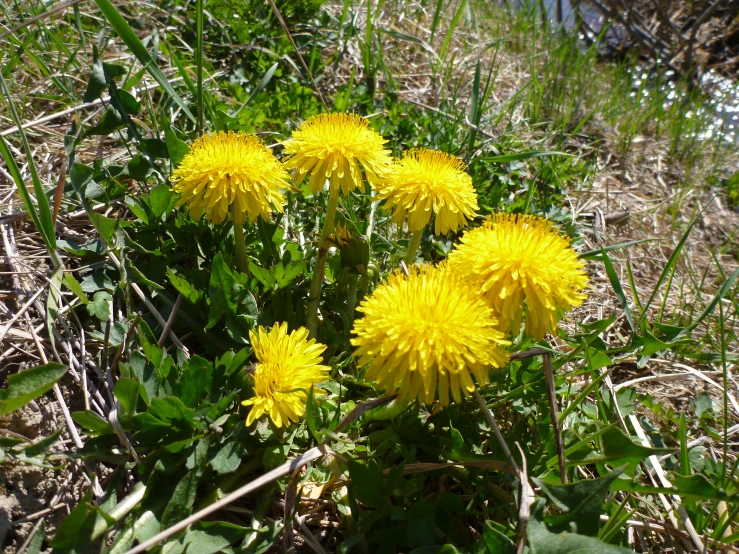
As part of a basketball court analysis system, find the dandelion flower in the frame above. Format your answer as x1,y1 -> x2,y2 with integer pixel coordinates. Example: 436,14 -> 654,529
447,214 -> 588,340
242,323 -> 330,428
281,113 -> 391,197
376,149 -> 479,235
351,266 -> 509,406
171,131 -> 288,225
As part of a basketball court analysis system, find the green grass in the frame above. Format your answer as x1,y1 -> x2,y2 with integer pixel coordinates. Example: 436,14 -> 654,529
0,0 -> 738,552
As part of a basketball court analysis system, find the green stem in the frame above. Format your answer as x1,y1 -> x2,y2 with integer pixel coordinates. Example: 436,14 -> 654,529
233,213 -> 249,275
346,272 -> 359,320
306,185 -> 340,338
404,229 -> 423,267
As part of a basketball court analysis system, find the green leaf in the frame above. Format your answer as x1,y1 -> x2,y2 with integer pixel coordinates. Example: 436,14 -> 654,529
533,466 -> 626,536
161,438 -> 209,528
562,426 -> 671,469
482,521 -> 515,554
166,268 -> 203,304
114,378 -> 140,417
165,127 -> 190,167
348,460 -> 385,509
72,410 -> 113,435
15,425 -> 65,466
91,0 -> 195,122
527,499 -> 632,554
162,521 -> 249,554
63,274 -> 90,305
149,184 -> 173,218
50,487 -> 96,551
25,522 -> 45,554
0,363 -> 67,417
90,213 -> 118,245
207,253 -> 236,329
447,427 -> 501,462
178,356 -> 210,408
693,391 -> 714,418
208,440 -> 245,474
306,386 -> 322,443
86,291 -> 112,322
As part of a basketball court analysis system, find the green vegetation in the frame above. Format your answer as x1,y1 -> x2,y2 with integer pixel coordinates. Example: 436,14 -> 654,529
1,0 -> 738,552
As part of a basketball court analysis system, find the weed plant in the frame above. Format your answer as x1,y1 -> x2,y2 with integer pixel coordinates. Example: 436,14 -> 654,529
0,0 -> 738,552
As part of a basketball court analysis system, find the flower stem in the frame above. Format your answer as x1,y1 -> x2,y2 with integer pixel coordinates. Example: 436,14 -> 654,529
306,185 -> 340,338
346,272 -> 359,319
232,208 -> 249,275
403,229 -> 423,267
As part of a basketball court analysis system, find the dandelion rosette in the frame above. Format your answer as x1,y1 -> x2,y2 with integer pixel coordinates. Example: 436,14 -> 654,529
351,266 -> 509,406
242,323 -> 330,428
281,113 -> 391,196
170,131 -> 288,225
375,148 -> 479,235
447,214 -> 589,340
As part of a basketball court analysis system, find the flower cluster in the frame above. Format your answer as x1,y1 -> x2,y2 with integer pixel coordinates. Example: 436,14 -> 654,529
170,113 -> 588,426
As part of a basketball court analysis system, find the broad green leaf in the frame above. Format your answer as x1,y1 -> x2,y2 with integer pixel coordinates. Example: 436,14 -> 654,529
50,487 -> 96,551
90,213 -> 118,245
114,378 -> 140,417
165,127 -> 189,167
161,438 -> 209,528
208,440 -> 245,474
150,184 -> 173,218
0,363 -> 67,417
533,466 -> 625,536
561,426 -> 671,469
63,274 -> 90,305
207,253 -> 236,329
72,410 -> 113,435
15,425 -> 65,466
86,291 -> 112,322
482,521 -> 515,554
162,521 -> 249,554
25,522 -> 45,554
527,499 -> 632,554
348,460 -> 386,509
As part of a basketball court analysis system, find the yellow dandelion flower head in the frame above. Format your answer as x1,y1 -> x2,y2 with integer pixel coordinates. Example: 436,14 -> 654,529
447,214 -> 589,341
375,148 -> 479,235
242,322 -> 330,428
170,131 -> 288,225
351,265 -> 509,406
281,113 -> 391,196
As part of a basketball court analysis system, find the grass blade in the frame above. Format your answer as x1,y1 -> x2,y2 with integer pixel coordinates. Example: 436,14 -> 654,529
481,150 -> 570,163
579,238 -> 661,261
600,247 -> 635,332
196,0 -> 204,133
92,0 -> 196,123
0,73 -> 58,260
439,0 -> 467,62
637,214 -> 700,326
430,0 -> 444,43
685,267 -> 739,333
